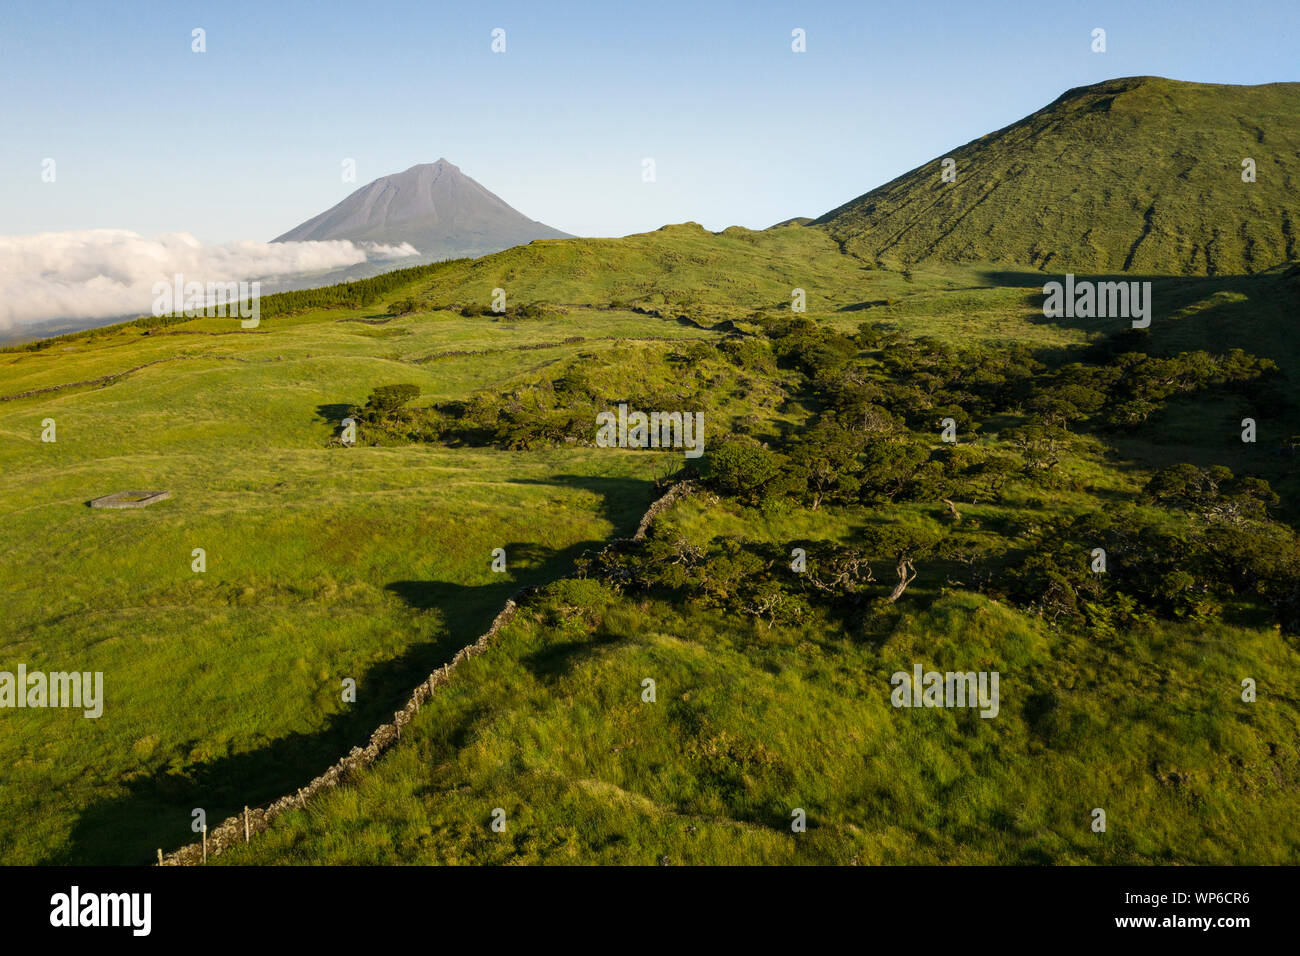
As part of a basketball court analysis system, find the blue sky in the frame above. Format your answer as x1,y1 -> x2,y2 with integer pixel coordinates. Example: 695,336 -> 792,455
1,0 -> 1297,242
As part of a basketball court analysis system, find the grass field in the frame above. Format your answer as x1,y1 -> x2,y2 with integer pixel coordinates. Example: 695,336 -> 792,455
2,218 -> 1297,865
215,563 -> 1300,865
0,302 -> 715,863
214,425 -> 1300,866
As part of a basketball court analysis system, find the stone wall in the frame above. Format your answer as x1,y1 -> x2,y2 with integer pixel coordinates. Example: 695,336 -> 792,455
158,480 -> 693,865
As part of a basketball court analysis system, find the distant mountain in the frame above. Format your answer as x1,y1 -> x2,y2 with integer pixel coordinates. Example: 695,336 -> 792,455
273,159 -> 572,259
813,77 -> 1300,275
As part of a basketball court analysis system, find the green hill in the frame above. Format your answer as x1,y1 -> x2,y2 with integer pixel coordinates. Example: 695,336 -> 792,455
813,77 -> 1300,275
4,232 -> 1299,864
4,77 -> 1300,866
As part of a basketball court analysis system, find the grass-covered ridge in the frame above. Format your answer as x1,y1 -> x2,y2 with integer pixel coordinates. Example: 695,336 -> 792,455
814,77 -> 1300,275
2,145 -> 1298,864
216,277 -> 1299,865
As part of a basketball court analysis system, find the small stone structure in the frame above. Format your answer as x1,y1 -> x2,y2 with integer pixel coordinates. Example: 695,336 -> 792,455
89,491 -> 172,509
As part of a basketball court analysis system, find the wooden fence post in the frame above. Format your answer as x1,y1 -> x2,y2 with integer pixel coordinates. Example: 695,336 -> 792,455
201,824 -> 208,864
244,806 -> 250,843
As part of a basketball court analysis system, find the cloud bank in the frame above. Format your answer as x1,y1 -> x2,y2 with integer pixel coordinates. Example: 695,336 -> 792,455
0,230 -> 420,329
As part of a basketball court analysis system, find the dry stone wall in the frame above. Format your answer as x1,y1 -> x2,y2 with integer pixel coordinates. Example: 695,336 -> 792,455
158,480 -> 694,865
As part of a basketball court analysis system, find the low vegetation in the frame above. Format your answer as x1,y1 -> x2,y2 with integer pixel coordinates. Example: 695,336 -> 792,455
3,205 -> 1298,865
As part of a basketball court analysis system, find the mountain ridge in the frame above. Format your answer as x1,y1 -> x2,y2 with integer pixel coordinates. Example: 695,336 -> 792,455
812,76 -> 1300,275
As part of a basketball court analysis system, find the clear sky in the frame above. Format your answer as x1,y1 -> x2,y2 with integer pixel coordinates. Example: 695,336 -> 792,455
1,0 -> 1297,242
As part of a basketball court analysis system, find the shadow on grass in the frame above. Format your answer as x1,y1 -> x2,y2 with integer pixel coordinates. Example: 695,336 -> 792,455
836,300 -> 891,312
55,477 -> 658,865
314,402 -> 354,425
976,265 -> 1300,522
518,636 -> 612,683
507,473 -> 656,531
979,265 -> 1300,375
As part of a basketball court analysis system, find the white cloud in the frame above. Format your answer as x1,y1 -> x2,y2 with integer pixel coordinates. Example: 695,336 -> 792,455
0,229 -> 419,329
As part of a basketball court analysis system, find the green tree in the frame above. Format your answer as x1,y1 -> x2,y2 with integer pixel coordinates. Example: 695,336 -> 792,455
365,383 -> 421,415
703,439 -> 796,506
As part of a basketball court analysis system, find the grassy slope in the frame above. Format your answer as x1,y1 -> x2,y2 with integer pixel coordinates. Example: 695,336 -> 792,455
3,216 -> 1297,865
814,77 -> 1300,275
0,301 -> 717,863
219,494 -> 1300,865
220,237 -> 1294,864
